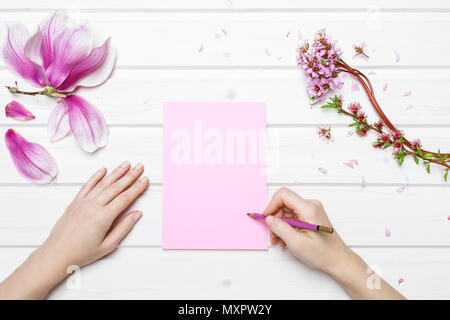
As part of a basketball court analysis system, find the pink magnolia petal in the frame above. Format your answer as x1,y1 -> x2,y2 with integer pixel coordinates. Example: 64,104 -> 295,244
361,176 -> 367,188
63,95 -> 108,153
57,38 -> 116,91
318,167 -> 328,175
396,186 -> 406,193
403,91 -> 412,97
385,226 -> 391,237
24,28 -> 44,67
4,129 -> 58,184
48,100 -> 70,141
40,10 -> 70,69
343,161 -> 354,168
382,83 -> 388,91
5,100 -> 35,121
43,13 -> 92,88
1,24 -> 47,87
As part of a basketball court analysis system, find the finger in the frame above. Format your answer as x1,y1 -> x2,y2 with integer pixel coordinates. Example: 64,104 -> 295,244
106,176 -> 150,220
96,163 -> 144,205
73,167 -> 107,201
101,211 -> 142,253
263,187 -> 314,217
89,161 -> 131,198
265,215 -> 300,248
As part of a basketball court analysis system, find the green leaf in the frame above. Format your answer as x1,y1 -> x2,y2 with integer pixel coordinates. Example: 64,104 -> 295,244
416,148 -> 423,156
444,170 -> 449,182
423,154 -> 434,160
398,156 -> 404,166
414,156 -> 419,164
348,122 -> 358,127
427,163 -> 431,174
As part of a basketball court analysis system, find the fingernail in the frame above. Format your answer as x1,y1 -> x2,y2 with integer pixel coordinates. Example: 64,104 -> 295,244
97,166 -> 106,174
133,163 -> 143,171
139,176 -> 149,184
120,161 -> 130,168
133,211 -> 142,222
266,215 -> 274,226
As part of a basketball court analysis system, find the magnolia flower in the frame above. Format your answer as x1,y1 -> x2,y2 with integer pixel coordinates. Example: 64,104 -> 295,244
5,129 -> 58,184
1,10 -> 116,153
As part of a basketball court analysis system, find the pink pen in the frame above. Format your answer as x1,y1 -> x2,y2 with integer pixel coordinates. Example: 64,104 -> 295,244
247,213 -> 333,233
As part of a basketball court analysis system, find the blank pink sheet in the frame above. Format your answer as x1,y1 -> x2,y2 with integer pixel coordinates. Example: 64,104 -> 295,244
162,102 -> 268,249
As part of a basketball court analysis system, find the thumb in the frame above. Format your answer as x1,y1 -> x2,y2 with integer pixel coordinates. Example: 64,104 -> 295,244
265,215 -> 299,247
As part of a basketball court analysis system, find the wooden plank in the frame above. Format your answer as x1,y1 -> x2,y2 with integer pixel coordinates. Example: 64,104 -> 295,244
2,0 -> 450,10
0,185 -> 448,246
1,12 -> 449,67
0,127 -> 448,184
1,69 -> 449,126
0,247 -> 448,299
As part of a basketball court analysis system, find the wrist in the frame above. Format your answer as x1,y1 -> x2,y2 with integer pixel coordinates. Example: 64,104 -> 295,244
324,247 -> 367,287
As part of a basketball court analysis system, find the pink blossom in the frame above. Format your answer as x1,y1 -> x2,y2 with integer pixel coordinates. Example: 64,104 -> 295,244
411,139 -> 421,150
352,42 -> 369,61
390,129 -> 403,140
357,128 -> 368,137
4,129 -> 57,184
316,126 -> 334,143
1,10 -> 115,154
348,102 -> 362,114
5,100 -> 35,120
393,141 -> 403,153
318,167 -> 328,175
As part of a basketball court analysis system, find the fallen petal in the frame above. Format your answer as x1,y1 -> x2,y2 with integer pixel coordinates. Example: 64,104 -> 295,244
394,51 -> 400,63
57,38 -> 116,91
4,129 -> 58,184
264,49 -> 270,56
351,80 -> 360,92
398,278 -> 404,285
198,44 -> 204,53
396,186 -> 406,193
367,71 -> 376,75
343,161 -> 354,168
48,100 -> 70,141
351,159 -> 359,166
1,24 -> 48,87
361,176 -> 367,188
403,91 -> 412,97
221,28 -> 228,36
63,95 -> 108,153
406,104 -> 414,110
382,83 -> 388,91
5,101 -> 35,120
347,131 -> 354,136
297,31 -> 303,40
385,226 -> 391,237
318,167 -> 328,175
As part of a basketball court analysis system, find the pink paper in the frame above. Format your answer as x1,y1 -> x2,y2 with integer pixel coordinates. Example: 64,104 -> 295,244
163,102 -> 268,249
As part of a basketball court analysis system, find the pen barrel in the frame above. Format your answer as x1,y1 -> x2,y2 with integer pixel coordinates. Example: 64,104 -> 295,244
281,218 -> 318,231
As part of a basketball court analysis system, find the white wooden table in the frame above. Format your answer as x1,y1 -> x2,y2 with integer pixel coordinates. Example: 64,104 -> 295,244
1,0 -> 449,299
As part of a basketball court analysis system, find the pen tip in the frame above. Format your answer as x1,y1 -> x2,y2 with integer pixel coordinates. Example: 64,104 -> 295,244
247,213 -> 254,218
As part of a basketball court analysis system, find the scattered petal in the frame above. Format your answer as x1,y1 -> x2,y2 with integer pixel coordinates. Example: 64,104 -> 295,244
265,48 -> 270,56
318,167 -> 328,175
351,80 -> 360,92
347,131 -> 354,136
221,28 -> 228,36
4,129 -> 58,184
447,216 -> 450,221
385,226 -> 391,237
5,100 -> 35,121
382,83 -> 388,91
396,186 -> 406,193
276,56 -> 282,61
351,159 -> 359,166
398,278 -> 404,285
361,176 -> 367,188
343,161 -> 354,168
367,71 -> 376,75
286,31 -> 291,38
394,51 -> 400,63
198,44 -> 204,53
406,104 -> 414,110
47,100 -> 70,141
297,31 -> 303,40
62,95 -> 108,153
403,91 -> 412,97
